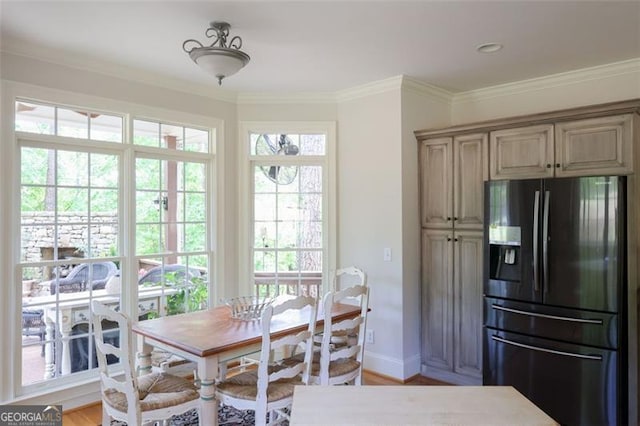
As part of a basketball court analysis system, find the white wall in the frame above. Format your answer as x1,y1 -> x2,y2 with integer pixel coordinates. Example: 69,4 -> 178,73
336,90 -> 407,377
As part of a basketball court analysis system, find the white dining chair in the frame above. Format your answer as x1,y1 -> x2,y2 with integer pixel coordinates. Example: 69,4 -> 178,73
215,295 -> 317,426
311,283 -> 369,385
91,301 -> 200,426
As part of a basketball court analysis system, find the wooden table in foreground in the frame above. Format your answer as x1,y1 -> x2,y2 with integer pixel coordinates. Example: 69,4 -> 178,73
132,301 -> 362,426
290,385 -> 559,426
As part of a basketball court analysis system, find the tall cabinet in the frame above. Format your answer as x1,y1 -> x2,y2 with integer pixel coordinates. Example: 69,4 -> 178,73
418,133 -> 487,385
416,99 -> 639,389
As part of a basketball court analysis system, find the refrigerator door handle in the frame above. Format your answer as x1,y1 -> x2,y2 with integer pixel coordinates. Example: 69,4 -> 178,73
491,304 -> 604,324
542,190 -> 550,293
533,191 -> 540,292
491,335 -> 603,361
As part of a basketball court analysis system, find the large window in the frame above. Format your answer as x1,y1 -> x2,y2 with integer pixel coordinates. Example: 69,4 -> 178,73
14,99 -> 215,393
242,124 -> 335,299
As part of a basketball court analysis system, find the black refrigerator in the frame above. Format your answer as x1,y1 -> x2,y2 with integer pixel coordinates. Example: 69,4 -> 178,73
483,176 -> 627,426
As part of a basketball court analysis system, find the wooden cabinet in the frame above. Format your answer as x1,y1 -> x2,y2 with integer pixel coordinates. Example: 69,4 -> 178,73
490,114 -> 634,180
420,134 -> 487,230
555,114 -> 634,177
416,100 -> 639,387
421,229 -> 483,384
490,124 -> 554,180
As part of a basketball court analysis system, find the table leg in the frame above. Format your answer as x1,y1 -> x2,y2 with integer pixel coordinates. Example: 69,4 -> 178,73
43,317 -> 55,379
136,336 -> 153,376
197,356 -> 219,426
59,314 -> 72,375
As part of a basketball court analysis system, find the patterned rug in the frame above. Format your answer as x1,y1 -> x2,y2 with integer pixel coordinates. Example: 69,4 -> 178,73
110,405 -> 258,425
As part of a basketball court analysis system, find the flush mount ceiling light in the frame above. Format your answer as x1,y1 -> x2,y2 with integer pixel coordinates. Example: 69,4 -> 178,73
476,42 -> 503,54
183,21 -> 250,85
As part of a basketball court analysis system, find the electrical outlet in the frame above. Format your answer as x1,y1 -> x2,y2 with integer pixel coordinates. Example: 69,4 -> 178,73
366,329 -> 374,344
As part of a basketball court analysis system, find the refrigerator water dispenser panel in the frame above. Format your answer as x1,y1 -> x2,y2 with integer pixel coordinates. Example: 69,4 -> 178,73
489,226 -> 522,282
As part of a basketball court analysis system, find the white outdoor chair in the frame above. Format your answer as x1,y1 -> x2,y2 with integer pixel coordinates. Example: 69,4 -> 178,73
311,283 -> 369,385
91,301 -> 200,426
215,295 -> 317,426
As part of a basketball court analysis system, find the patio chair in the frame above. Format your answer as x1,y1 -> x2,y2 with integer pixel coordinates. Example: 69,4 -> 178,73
41,261 -> 118,295
91,300 -> 200,426
137,264 -> 202,286
22,309 -> 46,356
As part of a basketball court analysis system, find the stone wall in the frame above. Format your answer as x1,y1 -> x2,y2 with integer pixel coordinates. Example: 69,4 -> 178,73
21,211 -> 118,265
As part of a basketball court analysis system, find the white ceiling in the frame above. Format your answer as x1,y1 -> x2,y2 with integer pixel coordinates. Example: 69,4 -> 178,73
1,1 -> 639,94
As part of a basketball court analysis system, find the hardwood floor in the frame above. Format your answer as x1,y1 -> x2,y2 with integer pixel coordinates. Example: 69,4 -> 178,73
62,371 -> 450,425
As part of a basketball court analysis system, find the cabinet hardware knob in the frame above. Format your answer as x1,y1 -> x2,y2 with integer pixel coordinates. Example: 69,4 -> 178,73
446,217 -> 451,221
447,237 -> 452,241
556,163 -> 560,168
454,238 -> 459,242
546,164 -> 551,168
454,217 -> 458,221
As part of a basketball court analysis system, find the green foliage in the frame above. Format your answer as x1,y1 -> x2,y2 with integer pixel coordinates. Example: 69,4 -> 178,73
161,272 -> 208,316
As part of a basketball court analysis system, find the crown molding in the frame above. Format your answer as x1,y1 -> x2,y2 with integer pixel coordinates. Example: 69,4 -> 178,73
400,76 -> 453,105
0,43 -> 239,104
453,58 -> 640,104
335,75 -> 404,102
236,91 -> 337,105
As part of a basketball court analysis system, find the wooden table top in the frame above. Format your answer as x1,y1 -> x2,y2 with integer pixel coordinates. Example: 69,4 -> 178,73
290,386 -> 559,425
132,301 -> 361,358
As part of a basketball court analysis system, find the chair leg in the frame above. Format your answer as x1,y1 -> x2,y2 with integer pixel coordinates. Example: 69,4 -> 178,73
255,405 -> 267,426
101,405 -> 110,426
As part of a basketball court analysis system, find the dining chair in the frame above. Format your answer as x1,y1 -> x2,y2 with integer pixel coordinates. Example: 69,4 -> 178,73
215,295 -> 317,426
91,301 -> 200,426
311,283 -> 369,385
314,266 -> 367,347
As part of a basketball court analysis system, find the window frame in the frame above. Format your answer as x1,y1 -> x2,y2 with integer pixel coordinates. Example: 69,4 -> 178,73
2,83 -> 221,401
238,121 -> 336,298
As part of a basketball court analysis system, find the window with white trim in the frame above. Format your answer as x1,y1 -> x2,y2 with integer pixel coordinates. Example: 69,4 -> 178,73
14,99 -> 215,393
242,123 -> 335,299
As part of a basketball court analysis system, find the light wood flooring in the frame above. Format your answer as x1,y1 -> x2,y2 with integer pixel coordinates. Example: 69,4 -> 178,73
62,371 -> 449,425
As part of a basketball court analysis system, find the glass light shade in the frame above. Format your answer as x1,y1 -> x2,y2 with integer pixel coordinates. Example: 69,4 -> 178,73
190,47 -> 250,84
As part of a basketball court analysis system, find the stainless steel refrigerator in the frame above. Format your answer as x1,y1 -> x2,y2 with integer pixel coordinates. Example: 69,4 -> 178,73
483,176 -> 627,425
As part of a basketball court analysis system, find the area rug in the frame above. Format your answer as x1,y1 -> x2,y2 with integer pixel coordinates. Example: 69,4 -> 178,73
109,405 -> 288,425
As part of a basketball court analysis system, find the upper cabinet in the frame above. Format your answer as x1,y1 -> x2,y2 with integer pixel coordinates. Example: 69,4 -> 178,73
490,113 -> 635,180
420,134 -> 487,230
555,114 -> 634,177
490,124 -> 554,180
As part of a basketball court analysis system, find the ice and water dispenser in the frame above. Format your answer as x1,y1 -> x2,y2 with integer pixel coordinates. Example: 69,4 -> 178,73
488,225 -> 522,282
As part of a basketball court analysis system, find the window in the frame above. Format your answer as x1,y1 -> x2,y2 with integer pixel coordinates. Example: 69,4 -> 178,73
15,99 -> 215,393
242,123 -> 335,299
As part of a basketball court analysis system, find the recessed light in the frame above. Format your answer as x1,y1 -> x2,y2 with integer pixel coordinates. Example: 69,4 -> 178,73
476,43 -> 503,53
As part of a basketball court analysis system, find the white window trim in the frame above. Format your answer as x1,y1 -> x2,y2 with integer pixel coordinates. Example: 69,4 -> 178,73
1,81 -> 223,404
237,121 -> 337,297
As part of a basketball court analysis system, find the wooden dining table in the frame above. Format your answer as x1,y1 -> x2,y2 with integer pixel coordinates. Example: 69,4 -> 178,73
132,299 -> 363,426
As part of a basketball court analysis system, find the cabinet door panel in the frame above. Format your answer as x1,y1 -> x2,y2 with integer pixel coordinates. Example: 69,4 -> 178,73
453,230 -> 483,379
420,138 -> 453,228
555,114 -> 634,177
454,134 -> 487,230
422,229 -> 454,371
490,125 -> 554,180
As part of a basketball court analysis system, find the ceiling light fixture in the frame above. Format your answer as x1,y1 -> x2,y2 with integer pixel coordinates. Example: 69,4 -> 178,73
183,21 -> 250,85
476,42 -> 503,54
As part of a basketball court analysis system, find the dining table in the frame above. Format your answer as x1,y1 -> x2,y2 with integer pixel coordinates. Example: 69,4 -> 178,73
290,385 -> 559,425
132,299 -> 363,426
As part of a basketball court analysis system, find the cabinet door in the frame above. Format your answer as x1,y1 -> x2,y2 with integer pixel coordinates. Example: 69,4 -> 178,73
453,230 -> 483,380
555,114 -> 634,177
490,124 -> 554,180
422,229 -> 454,372
454,133 -> 487,230
420,138 -> 453,228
